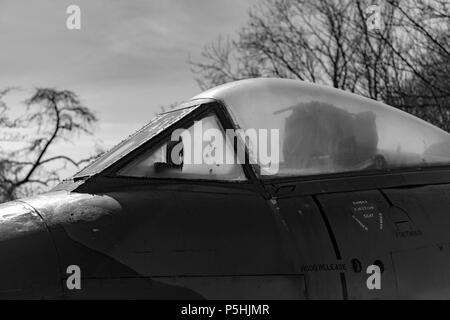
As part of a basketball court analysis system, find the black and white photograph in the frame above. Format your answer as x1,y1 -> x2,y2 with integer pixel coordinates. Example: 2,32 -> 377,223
1,0 -> 450,306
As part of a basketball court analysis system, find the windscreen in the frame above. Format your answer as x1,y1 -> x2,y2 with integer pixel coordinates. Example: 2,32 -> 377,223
73,106 -> 199,178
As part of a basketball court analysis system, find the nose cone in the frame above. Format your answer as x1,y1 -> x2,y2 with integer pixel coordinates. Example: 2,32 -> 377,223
0,201 -> 61,299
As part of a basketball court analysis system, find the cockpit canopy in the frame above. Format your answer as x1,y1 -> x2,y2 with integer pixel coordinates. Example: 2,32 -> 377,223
75,78 -> 450,180
194,79 -> 450,177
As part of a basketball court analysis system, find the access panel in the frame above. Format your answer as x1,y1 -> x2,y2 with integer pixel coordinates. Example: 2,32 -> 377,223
317,190 -> 398,299
383,184 -> 450,299
276,195 -> 344,299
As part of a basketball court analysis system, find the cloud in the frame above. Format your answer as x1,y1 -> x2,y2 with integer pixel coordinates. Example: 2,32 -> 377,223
0,0 -> 258,177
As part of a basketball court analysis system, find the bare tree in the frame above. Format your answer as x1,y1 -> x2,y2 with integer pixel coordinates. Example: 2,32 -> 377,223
0,88 -> 99,202
191,0 -> 450,130
380,0 -> 450,130
191,0 -> 365,90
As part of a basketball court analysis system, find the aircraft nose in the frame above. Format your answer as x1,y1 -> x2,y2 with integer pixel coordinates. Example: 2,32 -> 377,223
0,201 -> 43,240
0,200 -> 61,298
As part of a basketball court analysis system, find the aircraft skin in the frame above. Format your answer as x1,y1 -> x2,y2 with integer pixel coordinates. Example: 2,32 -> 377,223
1,78 -> 450,299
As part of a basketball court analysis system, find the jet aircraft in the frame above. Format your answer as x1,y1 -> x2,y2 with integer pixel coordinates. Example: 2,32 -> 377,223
1,78 -> 450,299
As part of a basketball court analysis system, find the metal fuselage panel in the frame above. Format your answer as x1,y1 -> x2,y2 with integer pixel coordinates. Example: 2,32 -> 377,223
8,175 -> 450,299
269,176 -> 450,299
0,201 -> 61,299
20,184 -> 303,299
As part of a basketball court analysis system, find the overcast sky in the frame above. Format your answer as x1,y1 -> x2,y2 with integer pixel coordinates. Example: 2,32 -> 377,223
0,0 -> 258,178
